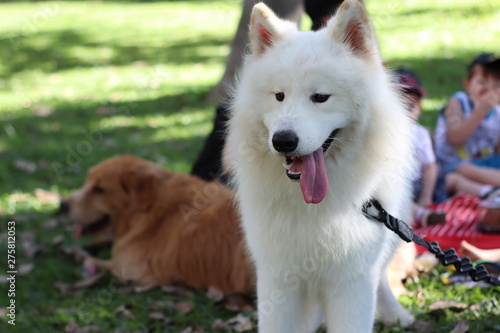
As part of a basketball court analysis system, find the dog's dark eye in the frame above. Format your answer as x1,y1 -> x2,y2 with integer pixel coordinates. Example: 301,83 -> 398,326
92,185 -> 105,194
275,92 -> 285,102
311,94 -> 330,103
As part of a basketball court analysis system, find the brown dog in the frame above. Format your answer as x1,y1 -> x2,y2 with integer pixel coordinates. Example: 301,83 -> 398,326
60,155 -> 255,294
61,155 -> 417,297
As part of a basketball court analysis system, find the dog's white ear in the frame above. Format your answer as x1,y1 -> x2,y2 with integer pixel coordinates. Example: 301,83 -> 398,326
329,0 -> 378,59
249,3 -> 291,55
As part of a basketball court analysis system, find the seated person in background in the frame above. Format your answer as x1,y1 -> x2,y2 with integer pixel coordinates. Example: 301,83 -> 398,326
394,68 -> 446,227
435,53 -> 500,198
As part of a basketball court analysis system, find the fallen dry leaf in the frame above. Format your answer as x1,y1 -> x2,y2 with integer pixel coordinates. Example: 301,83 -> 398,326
212,314 -> 253,332
54,273 -> 105,295
179,327 -> 204,333
23,243 -> 45,259
13,159 -> 37,173
412,319 -> 435,332
428,300 -> 467,311
227,314 -> 253,332
450,320 -> 469,333
20,232 -> 44,259
212,319 -> 230,330
206,286 -> 224,303
74,273 -> 105,289
148,312 -> 166,320
174,301 -> 194,315
117,286 -> 134,294
51,235 -> 64,246
148,304 -> 162,311
64,321 -> 81,333
133,284 -> 155,293
223,293 -> 254,312
59,246 -> 91,262
113,305 -> 136,320
151,300 -> 174,310
161,284 -> 194,297
18,263 -> 34,276
54,283 -> 79,296
42,219 -> 58,229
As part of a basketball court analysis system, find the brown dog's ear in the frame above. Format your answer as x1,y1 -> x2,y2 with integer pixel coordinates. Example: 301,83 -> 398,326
120,169 -> 158,212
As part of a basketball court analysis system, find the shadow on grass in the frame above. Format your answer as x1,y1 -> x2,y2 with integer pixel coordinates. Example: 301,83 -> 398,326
0,29 -> 229,77
0,89 -> 216,196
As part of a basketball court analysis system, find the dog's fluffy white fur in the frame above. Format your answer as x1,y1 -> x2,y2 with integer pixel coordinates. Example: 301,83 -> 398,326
226,0 -> 415,331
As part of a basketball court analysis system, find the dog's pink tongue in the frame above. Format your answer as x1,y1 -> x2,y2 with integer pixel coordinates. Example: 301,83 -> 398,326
292,148 -> 329,204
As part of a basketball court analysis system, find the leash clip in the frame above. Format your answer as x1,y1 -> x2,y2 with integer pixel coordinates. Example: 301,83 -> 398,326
362,199 -> 387,223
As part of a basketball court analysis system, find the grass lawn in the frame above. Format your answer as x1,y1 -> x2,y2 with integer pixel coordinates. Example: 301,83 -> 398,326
0,0 -> 499,332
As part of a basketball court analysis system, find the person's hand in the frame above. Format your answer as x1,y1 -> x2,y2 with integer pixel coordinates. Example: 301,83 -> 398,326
476,83 -> 500,115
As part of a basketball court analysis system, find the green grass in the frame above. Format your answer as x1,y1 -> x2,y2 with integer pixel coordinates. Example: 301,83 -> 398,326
0,0 -> 499,332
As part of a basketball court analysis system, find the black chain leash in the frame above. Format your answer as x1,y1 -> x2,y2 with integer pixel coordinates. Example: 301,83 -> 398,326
362,199 -> 500,287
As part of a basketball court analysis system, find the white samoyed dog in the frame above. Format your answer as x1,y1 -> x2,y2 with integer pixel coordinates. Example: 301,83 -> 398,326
225,0 -> 416,332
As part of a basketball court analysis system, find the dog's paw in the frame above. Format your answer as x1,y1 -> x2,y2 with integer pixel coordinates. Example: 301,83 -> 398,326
379,308 -> 415,328
83,257 -> 99,276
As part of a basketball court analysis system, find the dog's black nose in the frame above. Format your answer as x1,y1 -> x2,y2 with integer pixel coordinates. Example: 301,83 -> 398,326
58,200 -> 70,215
272,130 -> 299,153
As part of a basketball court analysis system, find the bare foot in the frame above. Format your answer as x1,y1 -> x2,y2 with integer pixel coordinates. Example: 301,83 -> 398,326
459,240 -> 500,262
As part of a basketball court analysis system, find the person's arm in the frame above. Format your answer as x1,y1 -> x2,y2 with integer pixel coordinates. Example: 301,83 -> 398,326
444,97 -> 492,146
445,86 -> 500,146
418,162 -> 438,206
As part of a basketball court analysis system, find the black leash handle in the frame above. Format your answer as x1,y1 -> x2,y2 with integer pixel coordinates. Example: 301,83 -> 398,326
362,199 -> 500,287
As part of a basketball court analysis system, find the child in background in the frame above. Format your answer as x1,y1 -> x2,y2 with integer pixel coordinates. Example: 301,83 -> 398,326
435,53 -> 500,198
395,69 -> 446,227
